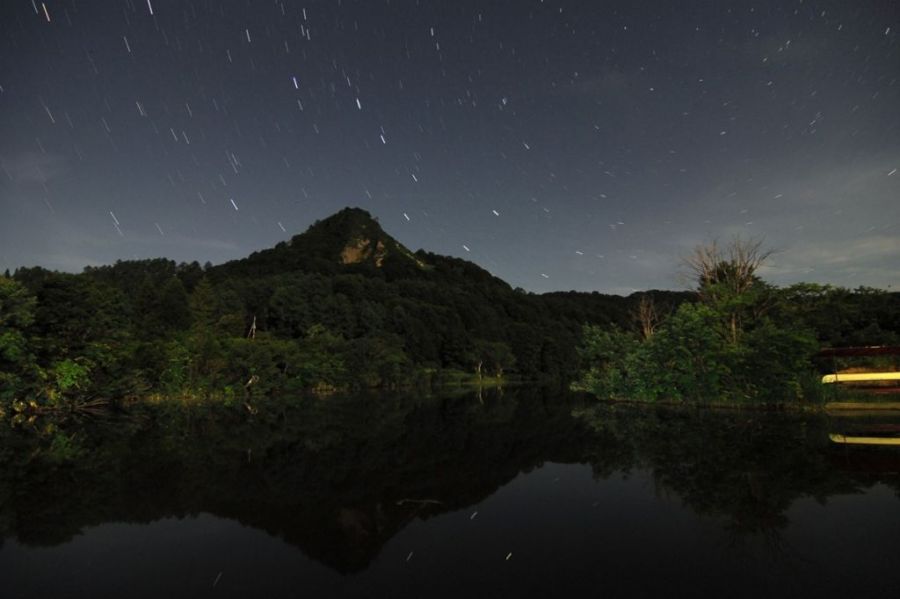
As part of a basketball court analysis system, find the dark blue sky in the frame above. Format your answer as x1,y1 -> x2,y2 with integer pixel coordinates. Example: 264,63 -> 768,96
1,0 -> 898,293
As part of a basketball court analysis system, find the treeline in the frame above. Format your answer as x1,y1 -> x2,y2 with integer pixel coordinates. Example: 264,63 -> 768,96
573,240 -> 900,404
0,252 -> 688,406
1,209 -> 897,408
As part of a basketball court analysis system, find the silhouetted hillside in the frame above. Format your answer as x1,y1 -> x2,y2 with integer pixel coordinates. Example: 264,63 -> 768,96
8,207 -> 894,402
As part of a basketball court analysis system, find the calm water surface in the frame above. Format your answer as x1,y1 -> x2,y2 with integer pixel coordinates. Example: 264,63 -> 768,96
2,389 -> 900,598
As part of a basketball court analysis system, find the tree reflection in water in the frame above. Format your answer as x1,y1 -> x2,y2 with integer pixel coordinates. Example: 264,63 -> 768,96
2,388 -> 899,573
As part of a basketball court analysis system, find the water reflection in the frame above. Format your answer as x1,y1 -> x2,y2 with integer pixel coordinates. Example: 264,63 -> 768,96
2,388 -> 900,582
576,405 -> 900,549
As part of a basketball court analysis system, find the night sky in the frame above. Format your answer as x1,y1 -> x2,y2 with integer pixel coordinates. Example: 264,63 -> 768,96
1,1 -> 898,294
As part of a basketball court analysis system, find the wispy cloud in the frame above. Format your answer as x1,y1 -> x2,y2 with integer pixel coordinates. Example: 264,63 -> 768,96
1,151 -> 70,185
765,235 -> 900,286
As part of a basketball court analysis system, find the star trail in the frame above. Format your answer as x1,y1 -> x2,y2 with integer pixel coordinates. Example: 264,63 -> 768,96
1,0 -> 898,292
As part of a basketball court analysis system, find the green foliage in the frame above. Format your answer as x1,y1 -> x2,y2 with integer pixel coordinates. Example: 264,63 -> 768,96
134,277 -> 191,339
345,334 -> 412,388
187,278 -> 227,388
0,277 -> 41,404
4,211 -> 897,404
575,243 -> 829,405
222,335 -> 299,396
730,318 -> 819,402
637,303 -> 734,401
159,341 -> 191,394
480,340 -> 516,376
294,324 -> 349,391
0,276 -> 36,330
52,359 -> 91,393
0,329 -> 32,373
572,325 -> 640,399
776,283 -> 900,347
576,305 -> 737,402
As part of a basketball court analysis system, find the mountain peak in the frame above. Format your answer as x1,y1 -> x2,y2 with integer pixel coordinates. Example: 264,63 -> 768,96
302,207 -> 379,234
287,207 -> 421,268
210,206 -> 433,278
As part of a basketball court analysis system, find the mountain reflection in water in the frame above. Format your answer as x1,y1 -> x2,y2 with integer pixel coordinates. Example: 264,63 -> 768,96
2,388 -> 900,597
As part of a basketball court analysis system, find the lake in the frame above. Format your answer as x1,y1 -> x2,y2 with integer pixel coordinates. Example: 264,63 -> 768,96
2,388 -> 900,598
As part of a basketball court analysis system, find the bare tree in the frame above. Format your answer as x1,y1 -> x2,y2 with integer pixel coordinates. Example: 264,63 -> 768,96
682,237 -> 773,344
634,295 -> 660,339
684,237 -> 771,295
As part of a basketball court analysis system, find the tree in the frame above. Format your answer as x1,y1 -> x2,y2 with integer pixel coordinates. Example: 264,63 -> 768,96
134,276 -> 190,339
576,238 -> 821,404
633,295 -> 660,340
187,278 -> 225,387
26,273 -> 136,401
0,276 -> 40,403
468,340 -> 516,377
638,303 -> 733,402
294,324 -> 348,391
572,325 -> 640,399
345,334 -> 411,387
775,283 -> 900,347
683,237 -> 773,344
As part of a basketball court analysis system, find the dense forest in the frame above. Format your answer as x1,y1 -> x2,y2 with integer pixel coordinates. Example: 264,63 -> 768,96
1,208 -> 898,409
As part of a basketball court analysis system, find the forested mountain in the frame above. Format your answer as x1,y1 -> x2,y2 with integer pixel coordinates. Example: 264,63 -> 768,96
2,208 -> 897,405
